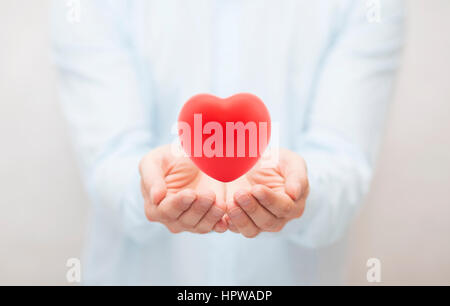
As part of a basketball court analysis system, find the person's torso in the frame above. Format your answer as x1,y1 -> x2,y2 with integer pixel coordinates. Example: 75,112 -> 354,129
84,0 -> 350,285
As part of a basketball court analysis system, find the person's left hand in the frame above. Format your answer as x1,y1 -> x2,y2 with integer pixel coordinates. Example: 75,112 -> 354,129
223,149 -> 310,238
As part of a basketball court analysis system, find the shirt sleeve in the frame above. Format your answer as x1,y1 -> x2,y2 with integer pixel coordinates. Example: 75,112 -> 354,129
282,0 -> 405,248
51,0 -> 164,243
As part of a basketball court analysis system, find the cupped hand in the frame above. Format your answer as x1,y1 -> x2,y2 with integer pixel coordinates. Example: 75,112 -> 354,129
139,145 -> 227,234
224,149 -> 310,238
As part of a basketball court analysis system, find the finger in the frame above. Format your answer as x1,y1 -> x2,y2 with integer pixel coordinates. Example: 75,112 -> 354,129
178,190 -> 215,228
251,185 -> 295,218
223,215 -> 239,233
195,201 -> 226,233
279,155 -> 308,201
144,198 -> 159,222
166,223 -> 184,234
227,201 -> 260,238
141,180 -> 150,203
214,218 -> 228,233
285,173 -> 308,202
151,182 -> 168,206
140,159 -> 167,205
158,189 -> 196,221
234,190 -> 280,231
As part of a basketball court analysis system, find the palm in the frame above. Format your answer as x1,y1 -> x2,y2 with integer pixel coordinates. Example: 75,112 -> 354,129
226,163 -> 285,201
164,156 -> 225,201
246,165 -> 285,193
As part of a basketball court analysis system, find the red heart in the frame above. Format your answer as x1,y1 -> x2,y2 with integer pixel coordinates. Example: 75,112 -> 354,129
178,93 -> 271,182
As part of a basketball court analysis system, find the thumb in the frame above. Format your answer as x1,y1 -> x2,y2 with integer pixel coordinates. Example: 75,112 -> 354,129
280,152 -> 307,201
140,159 -> 167,205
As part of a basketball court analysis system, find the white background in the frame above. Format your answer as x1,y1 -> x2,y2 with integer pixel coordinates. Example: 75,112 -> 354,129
0,0 -> 449,285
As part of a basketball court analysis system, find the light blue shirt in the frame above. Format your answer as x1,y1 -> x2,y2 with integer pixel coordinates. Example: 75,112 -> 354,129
51,0 -> 404,285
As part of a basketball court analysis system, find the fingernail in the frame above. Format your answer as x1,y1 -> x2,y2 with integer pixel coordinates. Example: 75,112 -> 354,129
236,193 -> 252,207
229,207 -> 242,218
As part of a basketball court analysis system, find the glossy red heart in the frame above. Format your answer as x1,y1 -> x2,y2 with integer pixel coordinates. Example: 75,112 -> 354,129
178,93 -> 271,182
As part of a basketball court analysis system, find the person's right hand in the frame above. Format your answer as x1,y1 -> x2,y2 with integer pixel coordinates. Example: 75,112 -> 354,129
139,145 -> 227,234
